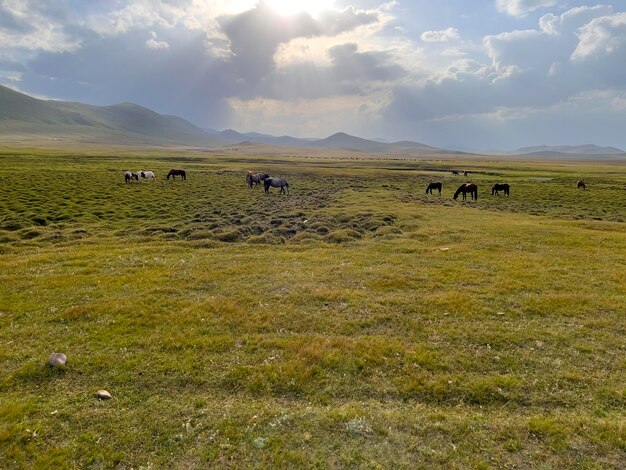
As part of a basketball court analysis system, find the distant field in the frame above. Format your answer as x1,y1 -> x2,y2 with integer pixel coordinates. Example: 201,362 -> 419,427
1,149 -> 625,468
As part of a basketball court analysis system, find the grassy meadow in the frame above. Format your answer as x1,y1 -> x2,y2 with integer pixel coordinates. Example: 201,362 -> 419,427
0,148 -> 625,468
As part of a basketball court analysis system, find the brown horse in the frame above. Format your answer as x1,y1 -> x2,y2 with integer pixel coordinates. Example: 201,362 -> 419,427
167,169 -> 186,180
453,183 -> 478,200
577,180 -> 586,190
491,183 -> 510,196
246,171 -> 270,188
425,182 -> 442,195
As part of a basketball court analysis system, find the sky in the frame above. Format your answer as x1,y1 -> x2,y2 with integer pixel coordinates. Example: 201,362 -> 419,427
1,0 -> 626,150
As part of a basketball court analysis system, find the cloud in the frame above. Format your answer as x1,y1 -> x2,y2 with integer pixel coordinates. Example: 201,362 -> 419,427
0,0 -> 81,55
328,43 -> 406,82
380,4 -> 626,127
146,31 -> 170,50
316,6 -> 380,36
256,42 -> 406,101
572,12 -> 626,60
539,5 -> 614,35
217,3 -> 378,84
228,94 -> 375,137
420,27 -> 460,43
496,0 -> 557,18
3,0 -> 626,149
10,1 -> 384,128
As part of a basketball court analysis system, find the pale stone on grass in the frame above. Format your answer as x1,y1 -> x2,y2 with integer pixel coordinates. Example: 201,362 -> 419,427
96,390 -> 112,400
47,352 -> 67,367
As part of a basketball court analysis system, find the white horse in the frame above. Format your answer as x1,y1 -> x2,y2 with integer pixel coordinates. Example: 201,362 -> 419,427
138,170 -> 156,181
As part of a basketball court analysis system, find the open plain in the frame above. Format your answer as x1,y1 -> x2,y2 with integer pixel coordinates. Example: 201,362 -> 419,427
0,148 -> 625,468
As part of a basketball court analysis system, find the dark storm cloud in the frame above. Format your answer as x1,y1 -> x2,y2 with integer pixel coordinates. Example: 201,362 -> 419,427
217,2 -> 379,88
258,42 -> 405,100
25,27 -> 236,128
328,43 -> 406,82
15,0 -> 383,126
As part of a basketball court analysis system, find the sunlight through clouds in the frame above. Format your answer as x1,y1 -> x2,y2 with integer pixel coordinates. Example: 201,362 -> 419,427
1,0 -> 625,149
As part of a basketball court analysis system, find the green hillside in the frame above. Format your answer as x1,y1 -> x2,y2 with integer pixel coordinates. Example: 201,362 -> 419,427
0,85 -> 223,147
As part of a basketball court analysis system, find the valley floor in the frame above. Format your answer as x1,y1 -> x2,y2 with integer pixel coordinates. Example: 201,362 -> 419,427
0,150 -> 625,468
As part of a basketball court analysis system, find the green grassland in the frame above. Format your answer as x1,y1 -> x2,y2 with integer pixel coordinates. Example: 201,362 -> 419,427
0,149 -> 625,468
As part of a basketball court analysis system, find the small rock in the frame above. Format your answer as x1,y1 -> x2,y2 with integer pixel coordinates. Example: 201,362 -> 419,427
496,311 -> 506,316
96,390 -> 112,400
47,353 -> 67,367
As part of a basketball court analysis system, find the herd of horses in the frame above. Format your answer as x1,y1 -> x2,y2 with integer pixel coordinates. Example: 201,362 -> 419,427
122,168 -> 290,194
124,169 -> 186,183
424,182 -> 497,200
124,168 -> 586,199
246,171 -> 290,194
425,179 -> 586,201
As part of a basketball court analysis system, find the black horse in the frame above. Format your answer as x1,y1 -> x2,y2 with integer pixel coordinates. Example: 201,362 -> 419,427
425,182 -> 442,195
124,171 -> 138,183
264,177 -> 289,194
491,183 -> 510,196
167,169 -> 186,180
452,170 -> 460,175
453,183 -> 478,200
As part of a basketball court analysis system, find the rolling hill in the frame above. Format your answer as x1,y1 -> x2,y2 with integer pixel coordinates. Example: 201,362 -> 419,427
0,85 -> 225,147
509,144 -> 625,157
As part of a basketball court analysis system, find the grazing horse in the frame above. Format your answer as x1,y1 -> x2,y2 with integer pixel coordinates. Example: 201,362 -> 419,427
452,170 -> 460,175
124,171 -> 138,183
425,182 -> 442,195
167,169 -> 186,180
577,180 -> 586,190
246,171 -> 255,187
453,183 -> 478,200
491,183 -> 510,196
264,177 -> 289,194
464,171 -> 469,177
246,171 -> 270,187
139,170 -> 156,181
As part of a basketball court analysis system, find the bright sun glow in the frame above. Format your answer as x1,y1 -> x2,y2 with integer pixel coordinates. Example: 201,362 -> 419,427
264,0 -> 335,16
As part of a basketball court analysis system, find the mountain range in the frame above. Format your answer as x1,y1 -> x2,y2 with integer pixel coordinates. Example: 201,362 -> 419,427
1,85 -> 624,158
506,144 -> 625,157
